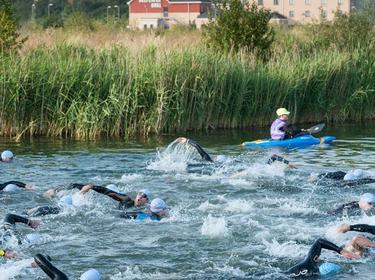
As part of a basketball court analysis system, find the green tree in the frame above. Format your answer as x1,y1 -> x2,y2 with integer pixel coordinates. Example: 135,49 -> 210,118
0,0 -> 26,52
203,0 -> 274,60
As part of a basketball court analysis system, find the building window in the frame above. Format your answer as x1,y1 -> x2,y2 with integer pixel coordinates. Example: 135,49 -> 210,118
305,10 -> 311,17
258,0 -> 263,5
163,6 -> 168,17
305,0 -> 310,5
321,9 -> 327,18
321,0 -> 327,6
289,10 -> 294,17
338,0 -> 343,4
289,0 -> 294,5
273,0 -> 279,5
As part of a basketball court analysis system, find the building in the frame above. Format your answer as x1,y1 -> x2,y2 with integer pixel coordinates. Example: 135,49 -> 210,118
127,0 -> 212,29
256,0 -> 365,23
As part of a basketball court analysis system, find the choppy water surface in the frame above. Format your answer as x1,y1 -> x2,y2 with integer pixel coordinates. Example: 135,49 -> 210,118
2,123 -> 375,280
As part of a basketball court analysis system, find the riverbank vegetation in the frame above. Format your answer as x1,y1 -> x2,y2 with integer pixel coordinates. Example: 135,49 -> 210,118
0,4 -> 374,139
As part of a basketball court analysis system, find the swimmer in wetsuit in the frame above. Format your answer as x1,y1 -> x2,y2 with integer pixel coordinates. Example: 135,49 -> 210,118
1,150 -> 14,162
121,198 -> 168,221
328,193 -> 375,216
309,169 -> 375,187
0,181 -> 33,192
1,214 -> 40,245
0,249 -> 16,259
80,184 -> 151,210
286,238 -> 357,277
33,254 -> 101,280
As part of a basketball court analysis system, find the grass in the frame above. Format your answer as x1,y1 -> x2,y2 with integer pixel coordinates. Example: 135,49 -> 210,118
0,27 -> 374,139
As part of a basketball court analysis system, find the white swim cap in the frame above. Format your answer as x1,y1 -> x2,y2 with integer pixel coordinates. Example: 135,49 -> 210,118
105,184 -> 119,193
139,189 -> 151,198
59,195 -> 73,206
3,184 -> 19,192
80,269 -> 101,280
23,233 -> 41,245
150,198 -> 167,213
360,193 -> 375,205
344,169 -> 365,181
1,150 -> 14,161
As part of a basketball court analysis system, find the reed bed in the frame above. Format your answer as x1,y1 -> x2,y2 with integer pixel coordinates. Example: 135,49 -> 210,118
1,34 -> 374,138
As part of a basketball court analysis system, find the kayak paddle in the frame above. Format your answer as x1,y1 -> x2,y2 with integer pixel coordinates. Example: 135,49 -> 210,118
305,123 -> 325,134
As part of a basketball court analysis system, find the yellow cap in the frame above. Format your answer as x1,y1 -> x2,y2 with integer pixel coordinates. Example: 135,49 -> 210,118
276,108 -> 290,116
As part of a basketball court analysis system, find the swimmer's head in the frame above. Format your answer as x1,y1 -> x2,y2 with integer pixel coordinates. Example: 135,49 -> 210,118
105,184 -> 119,193
150,198 -> 168,217
318,262 -> 341,276
135,189 -> 151,206
344,169 -> 365,181
1,150 -> 14,162
359,193 -> 375,210
80,269 -> 101,280
23,233 -> 41,245
3,184 -> 19,192
58,195 -> 73,207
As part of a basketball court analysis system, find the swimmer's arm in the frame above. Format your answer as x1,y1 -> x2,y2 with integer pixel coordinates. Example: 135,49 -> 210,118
91,186 -> 130,203
267,154 -> 296,168
4,214 -> 40,228
307,238 -> 342,261
0,249 -> 16,258
0,181 -> 28,190
34,254 -> 69,280
120,211 -> 139,219
349,224 -> 375,235
187,140 -> 213,162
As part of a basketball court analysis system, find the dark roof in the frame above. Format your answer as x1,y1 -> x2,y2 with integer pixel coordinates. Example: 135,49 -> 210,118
271,12 -> 288,19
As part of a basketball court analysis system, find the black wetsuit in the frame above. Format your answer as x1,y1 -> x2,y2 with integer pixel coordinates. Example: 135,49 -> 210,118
0,181 -> 27,191
286,238 -> 342,277
348,224 -> 375,235
267,154 -> 291,165
328,201 -> 361,215
317,171 -> 375,187
1,214 -> 33,244
34,254 -> 68,280
187,140 -> 213,162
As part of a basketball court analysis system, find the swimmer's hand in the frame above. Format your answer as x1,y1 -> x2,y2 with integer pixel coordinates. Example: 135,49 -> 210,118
337,224 -> 350,234
288,163 -> 297,169
5,250 -> 16,259
340,249 -> 360,259
43,189 -> 56,198
25,184 -> 34,190
28,220 -> 41,229
176,137 -> 188,144
80,184 -> 94,194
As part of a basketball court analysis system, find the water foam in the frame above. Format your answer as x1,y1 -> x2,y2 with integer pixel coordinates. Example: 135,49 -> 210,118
201,215 -> 229,237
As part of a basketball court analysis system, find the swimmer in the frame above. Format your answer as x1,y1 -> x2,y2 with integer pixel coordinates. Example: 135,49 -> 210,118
42,183 -> 89,198
328,193 -> 375,215
0,249 -> 16,259
121,198 -> 168,221
175,137 -> 213,162
286,238 -> 357,277
33,254 -> 100,280
309,169 -> 375,187
267,154 -> 297,169
337,223 -> 375,235
80,184 -> 151,210
1,150 -> 14,162
0,181 -> 33,192
27,194 -> 73,217
1,214 -> 40,245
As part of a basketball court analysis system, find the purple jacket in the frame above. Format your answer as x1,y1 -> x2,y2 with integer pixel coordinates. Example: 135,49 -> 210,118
270,118 -> 287,140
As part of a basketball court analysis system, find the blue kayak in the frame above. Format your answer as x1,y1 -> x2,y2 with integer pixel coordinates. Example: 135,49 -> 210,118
242,135 -> 336,148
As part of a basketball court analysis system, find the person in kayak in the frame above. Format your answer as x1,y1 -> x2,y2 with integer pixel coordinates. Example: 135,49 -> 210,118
1,150 -> 14,162
0,181 -> 33,192
285,238 -> 357,277
79,184 -> 151,210
270,108 -> 305,140
309,169 -> 375,187
328,193 -> 375,215
33,254 -> 101,280
121,198 -> 168,221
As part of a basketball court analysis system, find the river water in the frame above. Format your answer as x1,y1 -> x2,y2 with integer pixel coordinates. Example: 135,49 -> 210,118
1,123 -> 375,280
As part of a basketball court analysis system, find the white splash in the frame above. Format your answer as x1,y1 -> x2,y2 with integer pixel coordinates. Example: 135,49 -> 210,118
201,215 -> 229,237
0,258 -> 34,280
